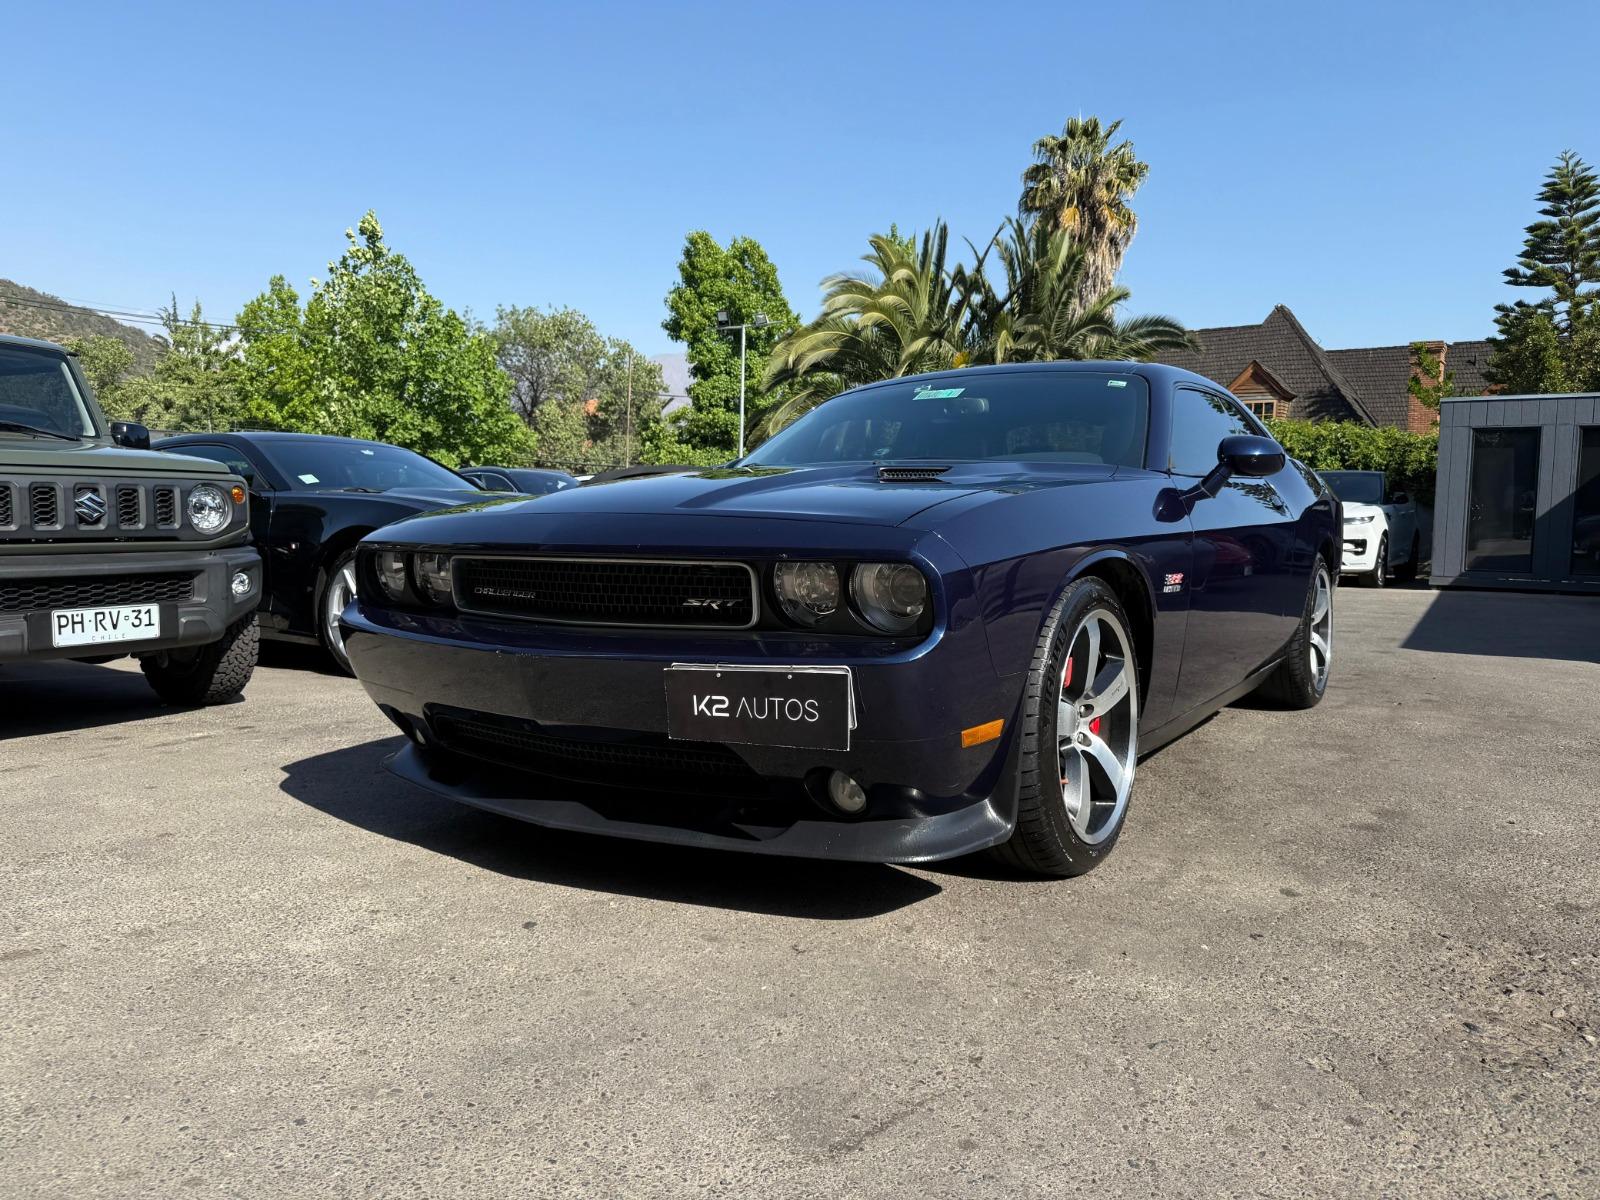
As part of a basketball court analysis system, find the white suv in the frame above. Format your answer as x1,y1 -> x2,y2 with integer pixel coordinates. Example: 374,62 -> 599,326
1322,470 -> 1420,587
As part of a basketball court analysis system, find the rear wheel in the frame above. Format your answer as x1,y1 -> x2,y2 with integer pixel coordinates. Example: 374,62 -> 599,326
1361,535 -> 1389,587
141,615 -> 258,706
991,577 -> 1139,878
1256,558 -> 1332,709
317,548 -> 359,675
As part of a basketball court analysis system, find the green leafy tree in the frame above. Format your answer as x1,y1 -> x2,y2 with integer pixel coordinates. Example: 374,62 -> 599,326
493,305 -> 666,467
65,335 -> 134,406
1019,117 -> 1148,317
1268,419 -> 1440,506
80,300 -> 242,431
1489,152 -> 1600,394
661,232 -> 799,454
234,212 -> 531,466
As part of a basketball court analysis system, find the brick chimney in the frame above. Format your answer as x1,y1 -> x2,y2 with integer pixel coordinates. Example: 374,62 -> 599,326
1405,340 -> 1447,432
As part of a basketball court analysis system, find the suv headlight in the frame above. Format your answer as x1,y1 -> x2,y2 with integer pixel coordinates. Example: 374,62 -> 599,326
850,562 -> 928,634
186,484 -> 229,534
1345,513 -> 1376,525
772,561 -> 840,625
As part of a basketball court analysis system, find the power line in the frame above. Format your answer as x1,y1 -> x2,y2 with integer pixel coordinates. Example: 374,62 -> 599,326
0,288 -> 245,333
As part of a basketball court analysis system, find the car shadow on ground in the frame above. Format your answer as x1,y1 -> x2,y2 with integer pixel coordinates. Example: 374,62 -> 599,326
259,641 -> 347,677
0,659 -> 217,739
278,737 -> 943,920
1400,587 -> 1600,665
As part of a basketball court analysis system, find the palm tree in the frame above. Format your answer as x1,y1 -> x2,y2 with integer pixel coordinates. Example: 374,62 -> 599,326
1019,116 -> 1148,318
759,222 -> 986,435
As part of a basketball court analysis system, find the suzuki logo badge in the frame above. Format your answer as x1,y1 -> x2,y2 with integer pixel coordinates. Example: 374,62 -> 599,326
74,488 -> 107,525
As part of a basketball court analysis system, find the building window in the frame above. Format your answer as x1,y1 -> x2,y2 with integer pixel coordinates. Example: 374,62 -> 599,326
1573,427 -> 1600,577
1466,427 -> 1540,574
1242,398 -> 1277,420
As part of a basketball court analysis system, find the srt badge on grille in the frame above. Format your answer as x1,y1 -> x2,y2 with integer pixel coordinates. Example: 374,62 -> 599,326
74,489 -> 107,524
683,598 -> 734,610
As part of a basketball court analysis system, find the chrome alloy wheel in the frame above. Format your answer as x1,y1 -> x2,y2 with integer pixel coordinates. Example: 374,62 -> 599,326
324,558 -> 358,666
1056,607 -> 1139,846
1308,564 -> 1333,692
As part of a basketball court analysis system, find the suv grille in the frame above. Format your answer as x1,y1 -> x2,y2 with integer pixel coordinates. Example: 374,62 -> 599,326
453,557 -> 757,627
0,572 -> 195,614
153,487 -> 178,527
30,484 -> 59,528
116,485 -> 142,528
0,484 -> 12,528
429,709 -> 767,793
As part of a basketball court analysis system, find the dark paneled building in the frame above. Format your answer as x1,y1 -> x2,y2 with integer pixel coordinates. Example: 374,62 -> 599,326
1431,393 -> 1600,593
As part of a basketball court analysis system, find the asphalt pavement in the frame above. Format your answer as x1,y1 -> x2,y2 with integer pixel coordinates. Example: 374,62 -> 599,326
2,585 -> 1597,1198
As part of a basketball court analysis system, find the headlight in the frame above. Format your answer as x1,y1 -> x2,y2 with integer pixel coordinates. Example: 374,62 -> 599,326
772,561 -> 840,625
186,484 -> 229,534
1345,513 -> 1376,525
412,552 -> 453,606
375,551 -> 410,601
850,562 -> 928,634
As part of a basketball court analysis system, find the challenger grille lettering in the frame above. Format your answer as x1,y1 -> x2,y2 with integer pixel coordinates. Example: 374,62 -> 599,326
475,585 -> 539,601
683,598 -> 733,610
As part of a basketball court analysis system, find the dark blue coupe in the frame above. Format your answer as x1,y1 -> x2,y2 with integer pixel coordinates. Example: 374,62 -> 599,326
344,363 -> 1339,877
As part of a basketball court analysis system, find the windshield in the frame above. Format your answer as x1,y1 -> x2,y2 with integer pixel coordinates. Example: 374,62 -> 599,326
743,371 -> 1150,468
1321,471 -> 1384,504
0,345 -> 97,438
257,440 -> 469,492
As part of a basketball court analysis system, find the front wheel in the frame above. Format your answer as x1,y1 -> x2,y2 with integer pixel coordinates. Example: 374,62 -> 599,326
1361,535 -> 1388,587
317,548 -> 359,675
141,615 -> 259,706
1256,558 -> 1332,709
991,576 -> 1139,878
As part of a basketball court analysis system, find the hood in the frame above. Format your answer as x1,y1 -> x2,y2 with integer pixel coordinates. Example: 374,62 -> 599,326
376,486 -> 500,509
478,462 -> 1121,527
0,438 -> 234,477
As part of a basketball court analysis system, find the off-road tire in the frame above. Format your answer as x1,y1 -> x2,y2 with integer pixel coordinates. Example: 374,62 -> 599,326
141,615 -> 259,706
989,576 -> 1136,879
1256,556 -> 1332,710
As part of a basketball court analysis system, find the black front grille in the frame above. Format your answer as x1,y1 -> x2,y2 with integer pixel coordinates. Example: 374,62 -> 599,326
0,485 -> 11,527
153,487 -> 177,527
0,572 -> 195,614
429,710 -> 767,793
117,486 -> 141,527
454,557 -> 756,627
30,484 -> 59,528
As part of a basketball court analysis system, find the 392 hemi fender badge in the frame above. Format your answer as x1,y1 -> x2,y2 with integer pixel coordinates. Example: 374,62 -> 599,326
1163,572 -> 1185,594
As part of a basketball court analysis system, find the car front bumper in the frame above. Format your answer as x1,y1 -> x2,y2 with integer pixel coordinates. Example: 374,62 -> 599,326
0,545 -> 262,663
1340,531 -> 1381,573
342,601 -> 1025,864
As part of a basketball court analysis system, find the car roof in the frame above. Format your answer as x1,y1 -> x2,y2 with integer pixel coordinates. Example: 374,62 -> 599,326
0,332 -> 73,355
837,359 -> 1217,395
162,431 -> 393,447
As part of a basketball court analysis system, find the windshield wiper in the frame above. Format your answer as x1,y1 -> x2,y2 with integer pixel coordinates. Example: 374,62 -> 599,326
0,419 -> 79,442
337,486 -> 386,493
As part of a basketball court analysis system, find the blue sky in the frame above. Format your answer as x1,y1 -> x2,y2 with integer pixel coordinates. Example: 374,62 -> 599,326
4,1 -> 1598,358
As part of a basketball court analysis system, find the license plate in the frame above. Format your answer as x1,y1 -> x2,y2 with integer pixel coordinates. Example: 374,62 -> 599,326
50,603 -> 162,648
664,664 -> 856,751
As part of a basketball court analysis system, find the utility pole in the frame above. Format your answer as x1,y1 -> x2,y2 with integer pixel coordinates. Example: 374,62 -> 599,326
624,350 -> 633,466
716,310 -> 770,459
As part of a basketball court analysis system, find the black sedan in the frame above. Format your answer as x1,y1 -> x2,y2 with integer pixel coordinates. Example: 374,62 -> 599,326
154,432 -> 490,672
458,466 -> 576,495
344,363 -> 1339,877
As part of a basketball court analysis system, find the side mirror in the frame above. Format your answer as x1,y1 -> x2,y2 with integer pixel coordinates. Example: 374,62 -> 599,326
110,421 -> 151,450
1390,490 -> 1409,505
1218,434 -> 1285,478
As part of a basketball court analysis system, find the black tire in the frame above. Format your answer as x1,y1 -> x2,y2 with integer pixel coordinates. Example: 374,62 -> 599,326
316,547 -> 359,675
1394,533 -> 1421,582
1361,535 -> 1388,587
141,615 -> 259,706
1256,556 -> 1332,709
989,576 -> 1138,878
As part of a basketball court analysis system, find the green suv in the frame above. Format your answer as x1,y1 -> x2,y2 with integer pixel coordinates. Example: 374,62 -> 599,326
0,333 -> 261,704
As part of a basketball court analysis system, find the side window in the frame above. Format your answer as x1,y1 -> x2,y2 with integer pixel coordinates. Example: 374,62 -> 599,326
1168,389 -> 1254,476
165,442 -> 262,484
474,472 -> 515,492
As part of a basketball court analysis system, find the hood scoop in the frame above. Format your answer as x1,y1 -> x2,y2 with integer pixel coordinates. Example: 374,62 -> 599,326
877,464 -> 951,484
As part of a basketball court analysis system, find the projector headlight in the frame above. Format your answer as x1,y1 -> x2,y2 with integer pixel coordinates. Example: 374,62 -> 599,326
186,484 -> 229,534
374,551 -> 410,601
772,561 -> 840,625
412,552 -> 454,606
850,562 -> 928,634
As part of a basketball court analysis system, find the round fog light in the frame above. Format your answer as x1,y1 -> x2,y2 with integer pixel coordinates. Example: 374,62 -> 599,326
826,769 -> 867,815
230,570 -> 252,598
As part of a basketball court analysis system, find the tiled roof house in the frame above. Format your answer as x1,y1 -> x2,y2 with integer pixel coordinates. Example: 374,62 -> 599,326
1152,304 -> 1493,431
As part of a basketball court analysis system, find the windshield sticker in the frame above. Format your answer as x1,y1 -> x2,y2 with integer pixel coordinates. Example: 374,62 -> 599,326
298,473 -> 320,484
360,448 -> 375,456
1107,379 -> 1128,388
913,386 -> 965,400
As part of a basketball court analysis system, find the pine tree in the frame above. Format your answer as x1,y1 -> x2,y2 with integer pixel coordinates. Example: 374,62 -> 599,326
1501,151 -> 1600,330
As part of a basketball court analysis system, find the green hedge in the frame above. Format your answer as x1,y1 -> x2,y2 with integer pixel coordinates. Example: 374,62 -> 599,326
1266,419 -> 1439,506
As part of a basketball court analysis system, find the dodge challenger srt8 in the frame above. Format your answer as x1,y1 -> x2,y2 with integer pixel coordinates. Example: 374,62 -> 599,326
343,363 -> 1339,877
